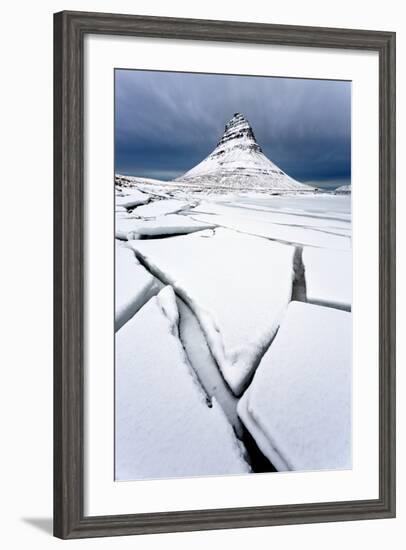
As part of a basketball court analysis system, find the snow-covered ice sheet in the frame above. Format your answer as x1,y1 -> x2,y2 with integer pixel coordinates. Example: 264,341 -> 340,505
193,198 -> 351,227
303,247 -> 352,309
116,214 -> 214,240
129,228 -> 295,395
188,200 -> 351,250
115,189 -> 150,208
115,287 -> 251,480
230,194 -> 351,219
238,301 -> 352,471
223,204 -> 351,235
115,247 -> 161,331
133,199 -> 190,218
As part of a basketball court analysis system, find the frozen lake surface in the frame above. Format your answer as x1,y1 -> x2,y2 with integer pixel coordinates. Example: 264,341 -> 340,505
114,182 -> 352,481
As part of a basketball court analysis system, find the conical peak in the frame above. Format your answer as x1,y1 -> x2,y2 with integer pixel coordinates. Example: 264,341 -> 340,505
216,113 -> 262,153
227,112 -> 249,129
175,111 -> 313,192
223,113 -> 253,137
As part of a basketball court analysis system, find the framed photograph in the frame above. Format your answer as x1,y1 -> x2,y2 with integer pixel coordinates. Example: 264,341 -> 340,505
54,10 -> 396,539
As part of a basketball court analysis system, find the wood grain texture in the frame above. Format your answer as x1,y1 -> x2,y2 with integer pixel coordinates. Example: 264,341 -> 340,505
53,10 -> 396,539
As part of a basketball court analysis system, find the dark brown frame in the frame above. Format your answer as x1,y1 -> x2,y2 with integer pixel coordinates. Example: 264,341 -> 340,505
54,10 -> 396,539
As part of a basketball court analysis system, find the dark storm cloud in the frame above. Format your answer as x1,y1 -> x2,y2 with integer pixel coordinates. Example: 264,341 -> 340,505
115,69 -> 351,187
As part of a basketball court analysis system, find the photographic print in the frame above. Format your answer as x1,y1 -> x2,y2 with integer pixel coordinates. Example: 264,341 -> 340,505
114,69 -> 352,482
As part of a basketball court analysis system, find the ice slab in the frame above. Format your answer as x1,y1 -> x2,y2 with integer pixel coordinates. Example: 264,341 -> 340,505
238,301 -> 352,471
303,247 -> 352,310
116,214 -> 214,240
129,228 -> 295,395
115,287 -> 251,480
115,247 -> 161,331
134,199 -> 190,218
116,189 -> 150,208
116,218 -> 140,240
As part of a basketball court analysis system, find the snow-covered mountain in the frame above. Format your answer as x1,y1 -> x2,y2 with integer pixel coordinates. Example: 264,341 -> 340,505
175,113 -> 313,193
335,184 -> 351,195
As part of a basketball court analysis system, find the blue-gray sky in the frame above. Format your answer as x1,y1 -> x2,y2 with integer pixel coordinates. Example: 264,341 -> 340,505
115,69 -> 351,189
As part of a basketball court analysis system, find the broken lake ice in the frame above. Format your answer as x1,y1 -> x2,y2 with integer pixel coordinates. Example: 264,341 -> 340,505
115,287 -> 251,480
238,301 -> 352,472
129,227 -> 295,396
115,191 -> 353,477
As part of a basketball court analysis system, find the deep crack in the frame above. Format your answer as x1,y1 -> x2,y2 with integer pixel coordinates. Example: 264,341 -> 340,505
291,246 -> 307,302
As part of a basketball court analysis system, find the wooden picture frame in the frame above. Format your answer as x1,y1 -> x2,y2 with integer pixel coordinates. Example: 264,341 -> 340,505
54,10 -> 396,539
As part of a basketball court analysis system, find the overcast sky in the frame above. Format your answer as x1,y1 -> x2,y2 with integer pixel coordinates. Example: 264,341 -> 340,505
115,69 -> 351,188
